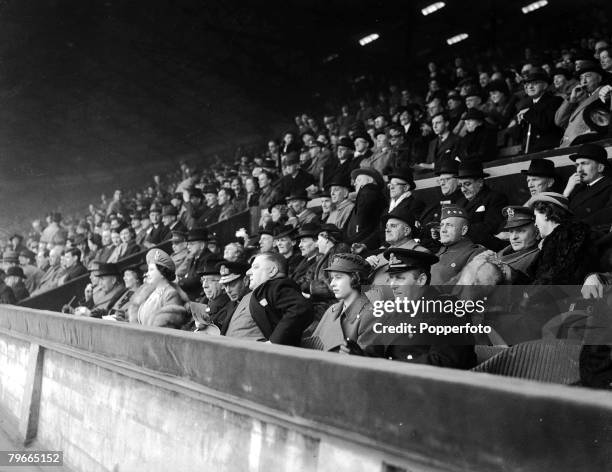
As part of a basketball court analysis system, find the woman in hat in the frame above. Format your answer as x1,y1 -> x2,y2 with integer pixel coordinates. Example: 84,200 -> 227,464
132,249 -> 190,329
525,192 -> 597,285
304,253 -> 376,353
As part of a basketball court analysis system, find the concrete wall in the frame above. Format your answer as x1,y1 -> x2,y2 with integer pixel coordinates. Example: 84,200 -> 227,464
1,305 -> 612,472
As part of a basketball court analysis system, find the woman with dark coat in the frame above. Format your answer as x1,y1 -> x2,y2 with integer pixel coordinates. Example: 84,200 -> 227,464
525,192 -> 598,285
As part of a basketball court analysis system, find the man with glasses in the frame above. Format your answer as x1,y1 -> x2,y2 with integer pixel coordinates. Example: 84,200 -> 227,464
386,167 -> 424,216
456,162 -> 508,251
515,69 -> 563,153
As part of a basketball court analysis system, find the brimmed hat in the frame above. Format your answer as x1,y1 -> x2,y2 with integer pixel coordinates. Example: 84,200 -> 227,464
457,161 -> 489,179
316,189 -> 331,199
383,248 -> 439,274
353,133 -> 374,148
382,206 -> 421,232
552,67 -> 572,79
149,204 -> 162,213
522,70 -> 551,84
337,136 -> 355,150
201,185 -> 217,196
386,167 -> 416,190
267,199 -> 287,213
323,253 -> 371,277
171,230 -> 187,242
162,205 -> 178,217
486,79 -> 509,95
198,257 -> 223,276
463,108 -> 485,121
326,173 -> 352,190
318,223 -> 343,243
146,249 -> 176,272
576,63 -> 605,78
6,266 -> 25,278
569,143 -> 610,167
217,260 -> 249,284
440,204 -> 468,221
435,158 -> 459,176
187,228 -> 208,242
502,206 -> 535,230
273,225 -> 296,240
525,192 -> 572,213
521,159 -> 556,178
286,190 -> 310,203
296,223 -> 320,239
91,262 -> 121,277
350,167 -> 384,188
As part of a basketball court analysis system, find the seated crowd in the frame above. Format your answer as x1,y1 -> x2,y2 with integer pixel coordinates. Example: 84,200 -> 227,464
1,35 -> 612,388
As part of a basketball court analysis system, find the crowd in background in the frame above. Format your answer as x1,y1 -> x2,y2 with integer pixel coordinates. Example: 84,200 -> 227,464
1,31 -> 612,387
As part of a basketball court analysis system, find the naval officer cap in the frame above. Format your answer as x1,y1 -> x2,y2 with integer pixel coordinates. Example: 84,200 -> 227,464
217,260 -> 250,284
146,248 -> 176,272
383,248 -> 439,274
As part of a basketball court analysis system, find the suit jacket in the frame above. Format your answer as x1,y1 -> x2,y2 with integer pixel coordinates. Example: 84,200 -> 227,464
276,170 -> 316,199
420,187 -> 464,229
249,277 -> 313,346
388,193 -> 426,218
147,224 -> 170,246
569,176 -> 612,230
426,133 -> 461,165
555,87 -> 603,148
291,255 -> 319,292
457,186 -> 508,251
522,92 -> 564,152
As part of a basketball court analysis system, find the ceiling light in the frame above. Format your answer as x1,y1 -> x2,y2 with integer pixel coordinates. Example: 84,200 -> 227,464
359,33 -> 379,47
446,33 -> 468,46
421,2 -> 446,16
522,0 -> 548,14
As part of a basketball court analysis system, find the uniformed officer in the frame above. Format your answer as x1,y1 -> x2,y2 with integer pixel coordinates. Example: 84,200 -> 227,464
365,248 -> 477,369
304,253 -> 377,353
430,205 -> 486,285
497,206 -> 540,281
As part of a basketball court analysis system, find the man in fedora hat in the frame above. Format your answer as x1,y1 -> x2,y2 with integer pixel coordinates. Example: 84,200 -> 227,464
386,167 -> 424,215
178,228 -> 211,299
276,151 -> 316,199
562,143 -> 612,229
326,173 -> 355,231
497,206 -> 540,280
291,223 -> 321,290
69,262 -> 125,316
273,225 -> 303,277
516,69 -> 564,153
456,161 -> 508,251
522,158 -> 556,196
345,167 -> 388,250
0,270 -> 16,304
144,204 -> 170,249
188,257 -> 233,332
353,132 -> 373,163
430,205 -> 486,285
359,128 -> 394,175
457,108 -> 497,163
420,158 -> 464,236
556,64 -> 607,147
286,191 -> 319,228
161,205 -> 187,236
420,112 -> 460,171
199,185 -> 222,227
335,136 -> 362,183
4,266 -> 29,302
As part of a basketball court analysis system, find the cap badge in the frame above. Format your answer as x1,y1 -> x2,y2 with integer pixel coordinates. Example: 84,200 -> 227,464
506,208 -> 515,219
154,250 -> 161,261
219,265 -> 229,276
388,253 -> 402,266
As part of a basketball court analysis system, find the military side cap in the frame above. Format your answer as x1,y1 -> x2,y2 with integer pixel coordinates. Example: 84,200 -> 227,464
297,222 -> 320,239
92,262 -> 121,277
569,143 -> 610,167
440,204 -> 468,221
6,266 -> 25,278
146,249 -> 176,272
324,253 -> 371,276
521,159 -> 556,178
273,225 -> 296,240
171,230 -> 187,242
337,136 -> 355,150
525,192 -> 572,213
286,190 -> 310,202
217,260 -> 249,284
350,167 -> 385,188
162,205 -> 178,216
187,228 -> 208,242
502,206 -> 535,229
383,248 -> 439,274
